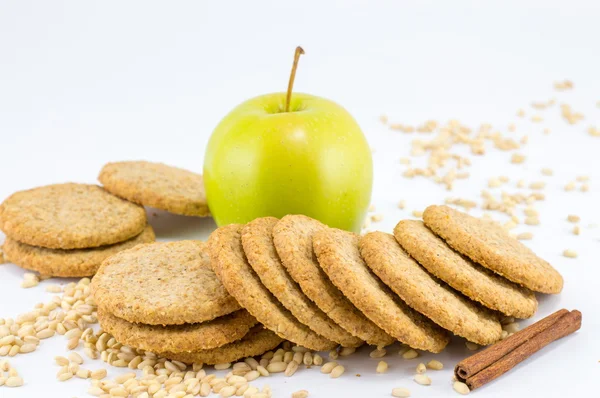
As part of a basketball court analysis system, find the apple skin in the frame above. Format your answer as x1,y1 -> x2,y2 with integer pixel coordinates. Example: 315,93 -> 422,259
203,92 -> 372,232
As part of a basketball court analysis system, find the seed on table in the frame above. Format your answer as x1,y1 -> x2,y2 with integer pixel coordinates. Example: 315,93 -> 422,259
563,249 -> 578,258
256,365 -> 269,376
8,345 -> 19,356
285,360 -> 299,377
90,368 -> 107,380
5,376 -> 24,387
453,381 -> 470,395
465,342 -> 480,351
328,350 -> 339,360
68,352 -> 83,364
244,370 -> 260,381
402,349 -> 419,359
516,232 -> 533,240
115,372 -> 136,383
88,386 -> 105,396
303,351 -> 313,366
330,365 -> 345,378
339,347 -> 355,356
503,322 -> 520,333
219,385 -> 236,397
292,390 -> 309,398
321,361 -> 338,374
392,387 -> 411,397
370,348 -> 386,358
426,359 -> 443,370
567,214 -> 580,223
416,363 -> 426,374
376,361 -> 388,373
18,343 -> 37,353
57,372 -> 73,382
76,369 -> 90,379
292,351 -> 303,364
244,357 -> 259,370
413,374 -> 431,386
242,386 -> 258,398
313,353 -> 323,366
266,361 -> 286,373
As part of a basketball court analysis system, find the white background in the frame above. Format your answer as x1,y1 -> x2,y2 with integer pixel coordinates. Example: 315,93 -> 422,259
0,1 -> 599,397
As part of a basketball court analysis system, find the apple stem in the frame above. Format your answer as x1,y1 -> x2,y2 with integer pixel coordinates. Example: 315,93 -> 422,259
285,46 -> 305,113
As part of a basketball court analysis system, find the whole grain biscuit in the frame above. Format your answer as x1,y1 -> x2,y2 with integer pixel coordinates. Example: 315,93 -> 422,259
98,161 -> 209,217
313,228 -> 449,353
0,183 -> 147,249
98,309 -> 257,353
394,220 -> 537,318
241,217 -> 363,348
423,205 -> 563,294
208,224 -> 337,351
2,225 -> 155,277
273,215 -> 394,347
360,231 -> 502,345
161,326 -> 283,365
91,240 -> 239,325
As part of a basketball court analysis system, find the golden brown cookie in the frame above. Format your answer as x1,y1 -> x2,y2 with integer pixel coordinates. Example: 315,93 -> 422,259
0,183 -> 147,249
423,205 -> 563,294
313,228 -> 449,353
98,309 -> 257,353
91,241 -> 239,325
208,224 -> 337,351
241,217 -> 363,348
394,220 -> 538,318
161,326 -> 283,365
98,161 -> 209,217
273,215 -> 394,347
360,231 -> 502,345
2,225 -> 155,277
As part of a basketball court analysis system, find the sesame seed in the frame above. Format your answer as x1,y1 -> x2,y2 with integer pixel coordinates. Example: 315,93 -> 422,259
402,349 -> 419,360
376,361 -> 388,374
426,360 -> 443,370
320,361 -> 338,374
329,365 -> 345,378
563,249 -> 578,258
392,387 -> 411,397
415,363 -> 426,374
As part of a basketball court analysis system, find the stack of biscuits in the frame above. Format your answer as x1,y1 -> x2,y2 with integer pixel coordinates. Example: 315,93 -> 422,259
90,241 -> 282,365
92,204 -> 563,365
0,183 -> 155,277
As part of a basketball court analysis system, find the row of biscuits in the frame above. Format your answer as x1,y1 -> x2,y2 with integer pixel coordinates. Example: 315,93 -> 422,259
90,206 -> 563,365
0,161 -> 210,277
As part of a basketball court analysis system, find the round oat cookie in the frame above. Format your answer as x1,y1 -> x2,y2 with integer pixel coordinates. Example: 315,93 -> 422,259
423,205 -> 563,294
242,217 -> 363,348
208,224 -> 337,351
273,215 -> 394,347
313,228 -> 449,353
394,220 -> 538,318
360,231 -> 502,345
0,183 -> 147,249
97,309 -> 257,353
161,326 -> 283,365
98,161 -> 209,217
2,225 -> 155,277
91,240 -> 239,325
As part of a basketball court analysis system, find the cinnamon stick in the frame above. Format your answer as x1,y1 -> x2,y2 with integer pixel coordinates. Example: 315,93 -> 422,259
455,309 -> 582,390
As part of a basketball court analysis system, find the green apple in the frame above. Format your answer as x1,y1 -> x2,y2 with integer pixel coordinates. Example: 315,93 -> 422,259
203,48 -> 372,232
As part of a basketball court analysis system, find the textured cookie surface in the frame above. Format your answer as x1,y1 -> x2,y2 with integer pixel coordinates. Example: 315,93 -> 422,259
423,205 -> 563,294
92,241 -> 239,325
0,183 -> 147,249
208,224 -> 337,351
313,228 -> 449,353
360,231 -> 502,345
242,217 -> 363,348
161,326 -> 283,365
98,309 -> 257,353
273,215 -> 394,347
394,220 -> 538,318
3,225 -> 155,277
99,161 -> 209,217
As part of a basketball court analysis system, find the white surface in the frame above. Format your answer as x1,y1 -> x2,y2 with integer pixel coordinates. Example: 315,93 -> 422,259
0,1 -> 599,397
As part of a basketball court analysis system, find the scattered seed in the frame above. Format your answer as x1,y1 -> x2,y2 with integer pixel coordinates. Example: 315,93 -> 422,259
567,214 -> 580,223
413,374 -> 431,386
312,353 -> 323,366
397,200 -> 406,209
320,361 -> 338,374
465,341 -> 480,351
426,359 -> 443,370
330,365 -> 345,378
563,249 -> 578,258
511,153 -> 526,164
256,365 -> 269,377
266,361 -> 286,373
516,232 -> 533,240
214,362 -> 231,370
376,361 -> 388,373
412,210 -> 423,218
284,360 -> 299,377
392,387 -> 411,397
453,381 -> 471,395
5,376 -> 24,387
402,349 -> 419,360
415,363 -> 426,374
369,348 -> 386,358
292,390 -> 309,398
573,225 -> 580,235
